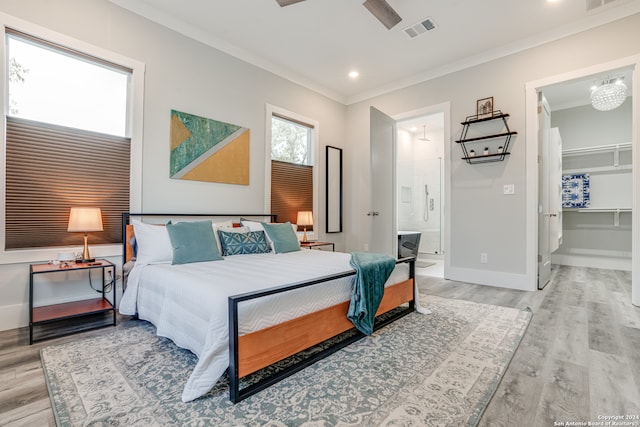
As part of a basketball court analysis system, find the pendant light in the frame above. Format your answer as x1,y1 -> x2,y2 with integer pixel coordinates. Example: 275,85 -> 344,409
591,78 -> 627,111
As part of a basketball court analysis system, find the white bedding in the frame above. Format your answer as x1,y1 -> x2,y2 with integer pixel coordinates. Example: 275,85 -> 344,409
120,250 -> 409,402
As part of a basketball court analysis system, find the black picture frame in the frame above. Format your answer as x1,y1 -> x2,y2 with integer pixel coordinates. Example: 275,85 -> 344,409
476,97 -> 494,119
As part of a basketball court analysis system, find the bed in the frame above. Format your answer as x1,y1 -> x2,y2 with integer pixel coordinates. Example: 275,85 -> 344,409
119,213 -> 416,403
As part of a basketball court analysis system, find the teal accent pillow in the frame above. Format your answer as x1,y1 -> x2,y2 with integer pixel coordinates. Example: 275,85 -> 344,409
218,230 -> 271,256
261,222 -> 301,254
166,220 -> 223,264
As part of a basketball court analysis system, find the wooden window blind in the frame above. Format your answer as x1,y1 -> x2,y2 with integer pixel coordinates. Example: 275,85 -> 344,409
5,116 -> 130,249
271,160 -> 313,230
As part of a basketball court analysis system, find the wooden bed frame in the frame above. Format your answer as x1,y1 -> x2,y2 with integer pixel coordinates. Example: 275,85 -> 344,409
122,213 -> 415,403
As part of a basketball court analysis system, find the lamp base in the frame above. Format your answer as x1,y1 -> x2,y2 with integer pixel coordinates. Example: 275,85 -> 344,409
78,258 -> 95,264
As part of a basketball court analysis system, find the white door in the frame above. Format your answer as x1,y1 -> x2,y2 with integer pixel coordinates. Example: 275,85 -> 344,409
549,127 -> 563,253
538,93 -> 558,289
369,107 -> 397,258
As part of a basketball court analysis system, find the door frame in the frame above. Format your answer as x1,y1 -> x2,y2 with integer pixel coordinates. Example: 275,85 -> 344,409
525,55 -> 640,305
393,101 -> 451,276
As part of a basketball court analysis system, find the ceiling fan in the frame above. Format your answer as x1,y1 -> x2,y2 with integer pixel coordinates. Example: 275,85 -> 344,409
275,0 -> 402,30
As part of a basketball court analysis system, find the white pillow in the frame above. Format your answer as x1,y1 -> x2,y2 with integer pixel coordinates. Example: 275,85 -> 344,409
212,220 -> 236,253
132,219 -> 173,265
241,220 -> 264,232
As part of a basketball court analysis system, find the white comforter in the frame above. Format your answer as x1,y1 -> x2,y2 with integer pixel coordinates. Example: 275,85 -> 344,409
120,250 -> 409,402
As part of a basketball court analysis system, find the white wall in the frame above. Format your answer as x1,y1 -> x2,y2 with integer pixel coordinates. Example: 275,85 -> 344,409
344,13 -> 640,290
552,101 -> 632,150
0,0 -> 346,330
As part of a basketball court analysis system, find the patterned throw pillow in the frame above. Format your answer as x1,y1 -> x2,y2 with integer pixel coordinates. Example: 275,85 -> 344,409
218,230 -> 271,256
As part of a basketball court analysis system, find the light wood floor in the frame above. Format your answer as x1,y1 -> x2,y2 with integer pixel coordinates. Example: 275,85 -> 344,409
417,265 -> 640,426
1,265 -> 639,426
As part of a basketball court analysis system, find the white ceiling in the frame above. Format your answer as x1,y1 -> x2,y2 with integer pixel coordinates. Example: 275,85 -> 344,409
109,0 -> 640,105
542,66 -> 633,110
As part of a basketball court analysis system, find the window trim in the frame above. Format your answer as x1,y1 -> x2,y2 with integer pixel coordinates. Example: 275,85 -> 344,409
0,12 -> 144,264
265,104 -> 319,233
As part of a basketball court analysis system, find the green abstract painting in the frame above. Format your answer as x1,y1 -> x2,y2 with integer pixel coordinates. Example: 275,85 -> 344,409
170,110 -> 250,185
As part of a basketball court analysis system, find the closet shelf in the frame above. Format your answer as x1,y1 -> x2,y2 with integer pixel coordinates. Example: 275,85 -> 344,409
564,207 -> 631,227
563,142 -> 631,171
562,142 -> 631,157
563,164 -> 631,175
564,208 -> 632,212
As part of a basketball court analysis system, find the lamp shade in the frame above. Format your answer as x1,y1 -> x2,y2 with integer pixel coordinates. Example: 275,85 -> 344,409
296,211 -> 313,227
67,207 -> 104,232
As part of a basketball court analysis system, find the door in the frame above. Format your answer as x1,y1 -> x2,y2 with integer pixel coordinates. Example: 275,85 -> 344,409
549,127 -> 563,253
369,107 -> 397,257
538,92 -> 556,289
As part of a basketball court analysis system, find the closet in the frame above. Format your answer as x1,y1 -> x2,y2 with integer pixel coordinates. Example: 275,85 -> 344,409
551,101 -> 632,271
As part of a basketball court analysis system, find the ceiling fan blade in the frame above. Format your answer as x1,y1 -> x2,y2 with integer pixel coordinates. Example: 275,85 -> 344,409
362,0 -> 402,30
275,0 -> 306,6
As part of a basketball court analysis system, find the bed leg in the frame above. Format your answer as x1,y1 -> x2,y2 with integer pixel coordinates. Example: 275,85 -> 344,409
228,297 -> 240,403
409,257 -> 416,311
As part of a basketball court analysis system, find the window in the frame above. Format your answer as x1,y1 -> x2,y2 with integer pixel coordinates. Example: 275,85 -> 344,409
4,29 -> 132,250
271,115 -> 312,166
270,113 -> 315,229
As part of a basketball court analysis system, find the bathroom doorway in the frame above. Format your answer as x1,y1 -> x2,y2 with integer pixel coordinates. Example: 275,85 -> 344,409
397,112 -> 445,275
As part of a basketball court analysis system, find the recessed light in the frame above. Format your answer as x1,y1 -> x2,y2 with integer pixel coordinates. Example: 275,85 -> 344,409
348,70 -> 359,79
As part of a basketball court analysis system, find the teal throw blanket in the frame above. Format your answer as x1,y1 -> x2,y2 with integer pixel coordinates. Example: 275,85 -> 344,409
347,252 -> 396,335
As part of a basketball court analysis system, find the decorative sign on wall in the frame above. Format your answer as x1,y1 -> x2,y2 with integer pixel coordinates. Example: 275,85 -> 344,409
170,110 -> 250,185
562,173 -> 590,208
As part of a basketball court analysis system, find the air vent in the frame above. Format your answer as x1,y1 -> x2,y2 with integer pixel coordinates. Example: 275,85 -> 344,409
403,17 -> 437,39
586,0 -> 623,12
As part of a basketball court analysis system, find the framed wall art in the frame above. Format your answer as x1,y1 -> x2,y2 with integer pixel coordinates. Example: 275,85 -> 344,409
476,97 -> 494,119
170,110 -> 250,185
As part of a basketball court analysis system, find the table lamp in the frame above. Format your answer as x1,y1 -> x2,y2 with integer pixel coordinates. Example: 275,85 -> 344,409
67,207 -> 103,263
296,211 -> 313,243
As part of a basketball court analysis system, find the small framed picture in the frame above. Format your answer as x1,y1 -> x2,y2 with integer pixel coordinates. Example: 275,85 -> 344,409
476,97 -> 493,119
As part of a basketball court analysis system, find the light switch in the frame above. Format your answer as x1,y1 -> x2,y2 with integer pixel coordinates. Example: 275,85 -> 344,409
503,184 -> 515,195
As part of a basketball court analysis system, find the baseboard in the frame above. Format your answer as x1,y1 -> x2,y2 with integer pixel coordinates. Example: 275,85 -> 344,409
446,267 -> 533,291
0,303 -> 28,332
551,254 -> 631,271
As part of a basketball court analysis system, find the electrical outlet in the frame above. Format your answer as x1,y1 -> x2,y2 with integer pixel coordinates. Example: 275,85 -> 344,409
503,184 -> 515,195
364,243 -> 369,252
480,253 -> 488,263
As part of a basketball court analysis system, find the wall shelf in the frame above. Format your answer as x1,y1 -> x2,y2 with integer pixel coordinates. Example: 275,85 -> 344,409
456,110 -> 517,164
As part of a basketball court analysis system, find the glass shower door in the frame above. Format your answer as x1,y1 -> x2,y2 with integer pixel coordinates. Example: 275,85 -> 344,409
419,157 -> 442,254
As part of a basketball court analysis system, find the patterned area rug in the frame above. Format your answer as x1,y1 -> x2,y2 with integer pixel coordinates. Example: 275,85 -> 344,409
41,296 -> 531,426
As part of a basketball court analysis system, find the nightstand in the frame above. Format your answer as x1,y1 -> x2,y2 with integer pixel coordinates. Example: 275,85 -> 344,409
300,241 -> 335,251
29,259 -> 116,344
